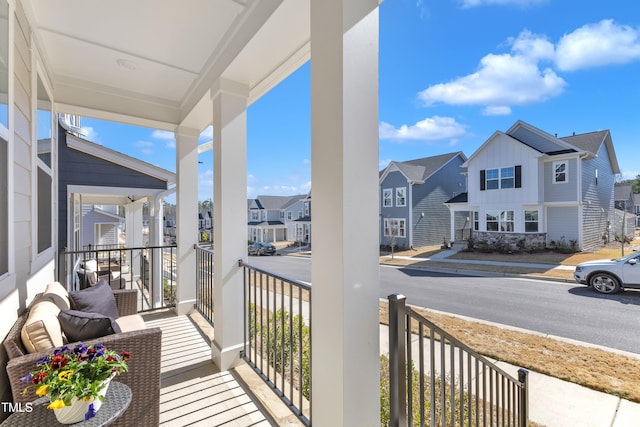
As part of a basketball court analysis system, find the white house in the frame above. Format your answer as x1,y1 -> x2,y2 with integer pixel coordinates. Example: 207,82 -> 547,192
446,120 -> 620,252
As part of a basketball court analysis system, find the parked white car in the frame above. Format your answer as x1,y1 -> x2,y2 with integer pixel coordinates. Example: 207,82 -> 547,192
574,252 -> 640,294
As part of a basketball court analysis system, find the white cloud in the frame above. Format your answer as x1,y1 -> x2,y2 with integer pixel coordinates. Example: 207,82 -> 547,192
152,129 -> 176,148
483,106 -> 512,116
460,0 -> 547,8
379,159 -> 392,169
419,51 -> 565,108
302,159 -> 310,165
556,20 -> 640,71
246,173 -> 311,199
379,116 -> 469,142
200,126 -> 213,141
81,126 -> 100,143
619,170 -> 640,181
134,140 -> 154,154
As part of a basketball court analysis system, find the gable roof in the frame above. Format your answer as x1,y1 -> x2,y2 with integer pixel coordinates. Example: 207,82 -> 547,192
464,120 -> 620,174
380,152 -> 466,184
253,194 -> 307,210
66,133 -> 176,185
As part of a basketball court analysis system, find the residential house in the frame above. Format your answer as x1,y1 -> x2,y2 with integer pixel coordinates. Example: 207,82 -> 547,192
379,152 -> 467,249
446,120 -> 620,251
285,193 -> 312,245
81,205 -> 123,248
56,121 -> 175,255
1,1 -> 382,424
248,194 -> 306,243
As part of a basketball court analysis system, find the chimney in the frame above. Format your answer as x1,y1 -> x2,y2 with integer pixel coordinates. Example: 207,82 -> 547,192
573,132 -> 576,136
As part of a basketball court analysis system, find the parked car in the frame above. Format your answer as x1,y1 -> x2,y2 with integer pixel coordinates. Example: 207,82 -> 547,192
248,242 -> 276,256
574,252 -> 640,294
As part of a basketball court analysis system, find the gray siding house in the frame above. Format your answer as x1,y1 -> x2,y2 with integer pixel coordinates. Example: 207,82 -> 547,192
446,120 -> 620,251
248,194 -> 307,243
379,152 -> 467,249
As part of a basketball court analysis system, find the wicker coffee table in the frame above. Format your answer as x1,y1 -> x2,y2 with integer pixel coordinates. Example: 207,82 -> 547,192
2,382 -> 131,426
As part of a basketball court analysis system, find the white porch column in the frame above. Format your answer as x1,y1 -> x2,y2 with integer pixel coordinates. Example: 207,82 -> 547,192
149,195 -> 164,308
175,127 -> 200,315
311,1 -> 380,425
125,200 -> 145,281
212,79 -> 248,370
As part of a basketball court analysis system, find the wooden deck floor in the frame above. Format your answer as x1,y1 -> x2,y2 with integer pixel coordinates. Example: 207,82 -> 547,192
142,311 -> 274,427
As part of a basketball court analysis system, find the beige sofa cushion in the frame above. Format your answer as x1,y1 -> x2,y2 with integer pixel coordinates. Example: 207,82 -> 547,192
41,282 -> 71,311
21,297 -> 64,353
114,314 -> 146,333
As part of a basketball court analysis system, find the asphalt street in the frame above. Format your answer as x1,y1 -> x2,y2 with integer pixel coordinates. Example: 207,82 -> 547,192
247,254 -> 640,354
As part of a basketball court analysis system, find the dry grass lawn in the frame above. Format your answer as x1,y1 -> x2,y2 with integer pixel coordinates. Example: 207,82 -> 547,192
379,301 -> 640,403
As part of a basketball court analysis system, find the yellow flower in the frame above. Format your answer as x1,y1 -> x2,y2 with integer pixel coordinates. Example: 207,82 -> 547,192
35,385 -> 48,396
57,370 -> 74,381
47,399 -> 65,410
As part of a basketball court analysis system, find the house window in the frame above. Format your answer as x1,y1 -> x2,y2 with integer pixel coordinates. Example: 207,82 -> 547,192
473,211 -> 479,231
287,211 -> 292,221
304,201 -> 310,217
0,0 -> 8,276
251,211 -> 260,221
383,188 -> 392,207
554,161 -> 567,183
298,211 -> 303,219
525,210 -> 539,232
500,167 -> 514,189
486,169 -> 499,190
486,210 -> 514,232
384,218 -> 406,238
0,134 -> 7,276
396,187 -> 406,207
280,211 -> 284,220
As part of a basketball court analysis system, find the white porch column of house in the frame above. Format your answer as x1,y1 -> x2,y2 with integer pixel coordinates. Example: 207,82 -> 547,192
311,0 -> 380,425
125,199 -> 145,280
175,127 -> 200,315
212,78 -> 248,370
149,194 -> 164,308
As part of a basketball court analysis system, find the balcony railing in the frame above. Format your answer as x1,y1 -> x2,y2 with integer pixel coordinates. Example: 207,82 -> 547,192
239,260 -> 311,426
61,245 -> 177,312
388,294 -> 529,427
195,244 -> 214,325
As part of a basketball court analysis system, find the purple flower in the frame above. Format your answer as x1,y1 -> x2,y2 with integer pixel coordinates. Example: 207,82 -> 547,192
19,372 -> 31,383
36,356 -> 50,365
84,403 -> 96,421
53,346 -> 70,355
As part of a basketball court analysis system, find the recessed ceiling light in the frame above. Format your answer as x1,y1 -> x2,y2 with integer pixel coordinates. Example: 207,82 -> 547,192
116,59 -> 137,71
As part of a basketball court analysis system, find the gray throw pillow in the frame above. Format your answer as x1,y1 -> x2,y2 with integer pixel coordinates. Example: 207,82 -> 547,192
58,310 -> 121,342
69,279 -> 119,319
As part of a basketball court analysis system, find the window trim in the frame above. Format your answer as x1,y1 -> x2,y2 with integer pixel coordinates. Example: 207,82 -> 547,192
382,188 -> 392,207
524,210 -> 539,233
395,187 -> 407,207
486,210 -> 514,232
287,211 -> 292,221
383,218 -> 406,238
553,161 -> 568,184
250,210 -> 260,221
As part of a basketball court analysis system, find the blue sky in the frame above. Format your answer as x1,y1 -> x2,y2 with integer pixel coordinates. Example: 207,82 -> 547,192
79,0 -> 640,201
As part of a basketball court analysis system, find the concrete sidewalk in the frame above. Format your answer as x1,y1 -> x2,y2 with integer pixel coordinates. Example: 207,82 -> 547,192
379,323 -> 640,427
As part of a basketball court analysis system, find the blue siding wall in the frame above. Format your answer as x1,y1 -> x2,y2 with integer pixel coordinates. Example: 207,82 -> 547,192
380,171 -> 410,247
581,141 -> 616,250
544,158 -> 578,202
412,157 -> 466,247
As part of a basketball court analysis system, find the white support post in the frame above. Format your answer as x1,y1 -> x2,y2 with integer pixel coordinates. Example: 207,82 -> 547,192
175,127 -> 200,315
212,79 -> 248,370
125,200 -> 145,281
310,0 -> 380,425
149,194 -> 164,308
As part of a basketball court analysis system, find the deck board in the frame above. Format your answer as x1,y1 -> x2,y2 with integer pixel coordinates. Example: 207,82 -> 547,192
143,311 -> 273,427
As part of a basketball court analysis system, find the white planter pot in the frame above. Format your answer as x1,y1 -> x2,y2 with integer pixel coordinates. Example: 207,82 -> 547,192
52,378 -> 111,424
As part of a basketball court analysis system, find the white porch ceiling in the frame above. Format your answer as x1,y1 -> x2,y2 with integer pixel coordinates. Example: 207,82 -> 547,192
22,0 -> 310,131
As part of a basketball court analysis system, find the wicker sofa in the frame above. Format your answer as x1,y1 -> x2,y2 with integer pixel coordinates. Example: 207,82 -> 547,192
3,287 -> 162,427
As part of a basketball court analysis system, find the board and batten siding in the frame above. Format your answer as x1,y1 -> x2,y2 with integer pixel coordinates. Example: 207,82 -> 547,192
581,139 -> 616,251
412,156 -> 466,247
